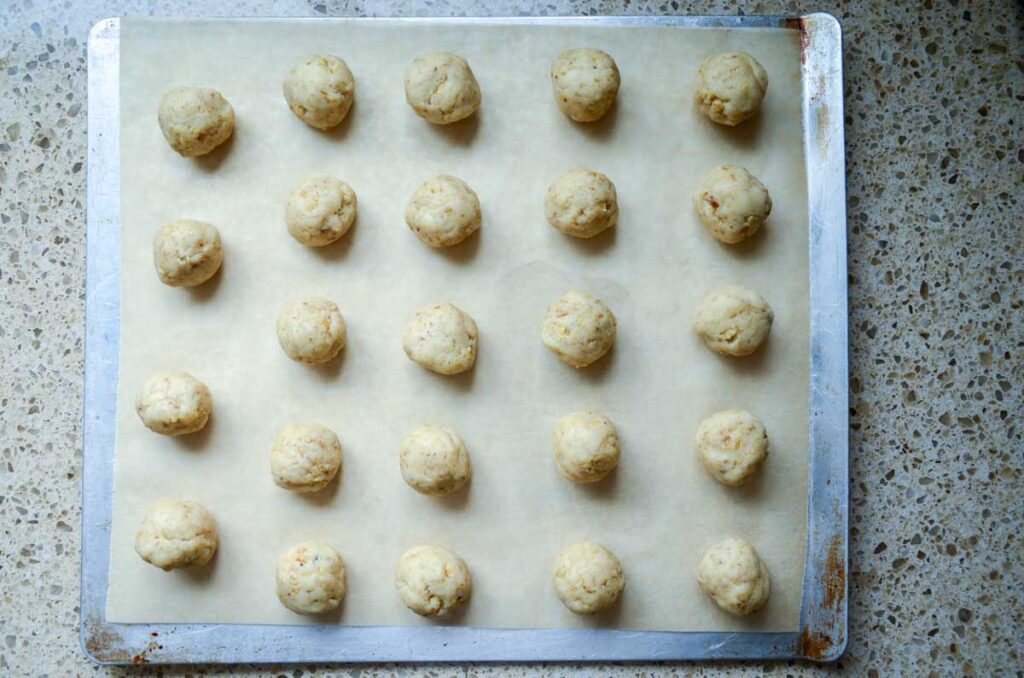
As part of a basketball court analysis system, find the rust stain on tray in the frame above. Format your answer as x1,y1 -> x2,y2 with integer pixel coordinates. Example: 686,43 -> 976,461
84,617 -> 172,664
132,641 -> 162,664
799,533 -> 848,661
799,628 -> 833,660
83,618 -> 132,663
815,104 -> 831,152
781,17 -> 810,63
823,534 -> 846,608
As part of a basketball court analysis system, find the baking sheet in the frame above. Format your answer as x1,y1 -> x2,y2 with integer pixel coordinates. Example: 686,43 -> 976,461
107,19 -> 809,632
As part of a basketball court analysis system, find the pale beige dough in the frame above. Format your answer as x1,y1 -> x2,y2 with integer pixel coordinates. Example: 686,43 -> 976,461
553,411 -> 620,483
692,285 -> 773,356
285,176 -> 357,247
276,297 -> 347,364
404,175 -> 481,248
695,51 -> 768,126
400,424 -> 472,496
694,164 -> 772,244
271,423 -> 343,493
402,303 -> 478,375
394,545 -> 472,617
696,409 -> 769,486
550,47 -> 620,122
276,541 -> 347,614
282,54 -> 355,131
545,168 -> 618,238
135,371 -> 212,436
404,52 -> 481,124
697,538 -> 771,615
553,541 -> 625,614
152,219 -> 223,288
134,499 -> 218,571
157,86 -> 235,157
541,290 -> 617,368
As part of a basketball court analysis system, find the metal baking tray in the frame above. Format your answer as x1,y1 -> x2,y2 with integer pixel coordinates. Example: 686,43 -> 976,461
82,14 -> 848,664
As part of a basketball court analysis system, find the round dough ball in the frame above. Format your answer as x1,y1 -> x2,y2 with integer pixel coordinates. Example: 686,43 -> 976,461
135,371 -> 212,436
152,219 -> 223,288
695,51 -> 768,126
276,541 -> 347,614
404,52 -> 481,124
692,285 -> 773,356
402,303 -> 478,375
400,424 -> 472,496
404,175 -> 481,248
271,423 -> 343,493
545,168 -> 618,238
157,86 -> 235,157
395,545 -> 472,617
553,541 -> 625,614
134,499 -> 218,571
696,410 -> 769,486
286,176 -> 358,246
550,47 -> 621,122
694,164 -> 772,244
553,411 -> 620,483
282,54 -> 355,131
276,297 -> 347,364
697,538 -> 771,615
541,290 -> 617,368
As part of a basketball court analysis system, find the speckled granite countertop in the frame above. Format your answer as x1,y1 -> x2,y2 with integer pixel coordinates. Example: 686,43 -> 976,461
1,0 -> 1021,675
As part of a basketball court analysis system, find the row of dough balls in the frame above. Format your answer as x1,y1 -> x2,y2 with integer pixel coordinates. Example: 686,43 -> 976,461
136,389 -> 768,492
275,286 -> 771,370
156,49 -> 768,157
142,285 -> 769,385
135,499 -> 772,618
150,162 -> 772,294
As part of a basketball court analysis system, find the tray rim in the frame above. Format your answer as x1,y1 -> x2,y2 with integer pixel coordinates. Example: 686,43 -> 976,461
81,13 -> 848,665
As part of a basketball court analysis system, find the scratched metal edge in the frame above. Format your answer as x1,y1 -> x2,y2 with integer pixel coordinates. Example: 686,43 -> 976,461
794,13 -> 851,663
82,17 -> 128,665
80,14 -> 848,665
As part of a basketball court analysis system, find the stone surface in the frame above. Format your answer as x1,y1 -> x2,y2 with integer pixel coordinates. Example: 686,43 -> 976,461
0,0 -> 1021,675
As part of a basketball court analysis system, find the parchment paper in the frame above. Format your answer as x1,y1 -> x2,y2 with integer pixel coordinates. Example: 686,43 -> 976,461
109,19 -> 809,632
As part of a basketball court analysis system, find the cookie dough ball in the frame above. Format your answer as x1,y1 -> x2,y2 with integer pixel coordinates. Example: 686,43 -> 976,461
404,52 -> 481,124
271,423 -> 343,493
695,52 -> 768,126
157,87 -> 235,157
277,297 -> 347,364
282,54 -> 355,131
395,545 -> 472,617
541,290 -> 617,368
553,541 -> 625,614
697,538 -> 771,615
134,499 -> 218,571
135,371 -> 212,436
400,425 -> 472,496
696,410 -> 769,486
402,303 -> 478,375
286,176 -> 357,246
545,168 -> 618,238
404,175 -> 481,248
276,541 -> 347,614
550,48 -> 621,122
692,286 -> 773,356
553,412 -> 620,483
152,219 -> 223,288
694,165 -> 772,244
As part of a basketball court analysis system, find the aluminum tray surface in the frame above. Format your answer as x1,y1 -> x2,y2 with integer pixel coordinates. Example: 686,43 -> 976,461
82,14 -> 848,664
